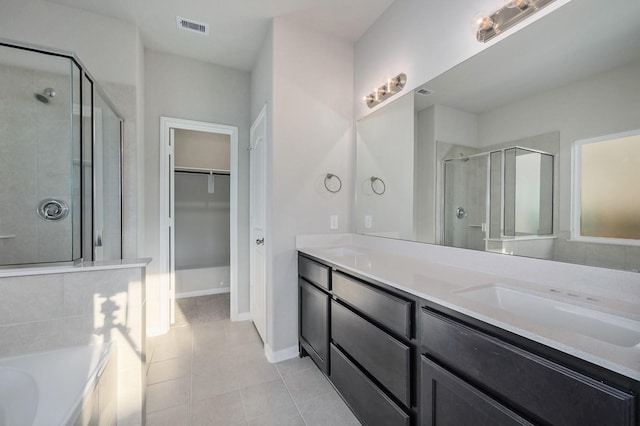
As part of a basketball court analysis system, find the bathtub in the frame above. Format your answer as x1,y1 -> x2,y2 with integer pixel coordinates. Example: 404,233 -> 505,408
0,344 -> 116,426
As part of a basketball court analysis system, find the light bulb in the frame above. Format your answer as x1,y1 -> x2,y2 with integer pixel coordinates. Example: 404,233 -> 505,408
505,0 -> 530,9
477,15 -> 495,32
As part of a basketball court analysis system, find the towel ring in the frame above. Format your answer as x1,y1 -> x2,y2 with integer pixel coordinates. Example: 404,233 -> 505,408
324,173 -> 342,193
370,176 -> 386,195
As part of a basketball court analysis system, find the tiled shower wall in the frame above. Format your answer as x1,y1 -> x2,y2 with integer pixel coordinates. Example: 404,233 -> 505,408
0,61 -> 74,265
0,266 -> 146,425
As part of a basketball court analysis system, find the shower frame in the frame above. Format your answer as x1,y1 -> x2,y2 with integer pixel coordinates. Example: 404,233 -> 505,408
440,145 -> 555,250
0,39 -> 124,264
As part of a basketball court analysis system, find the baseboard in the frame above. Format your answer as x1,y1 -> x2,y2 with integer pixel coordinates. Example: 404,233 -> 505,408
233,311 -> 251,322
264,343 -> 299,364
176,287 -> 230,299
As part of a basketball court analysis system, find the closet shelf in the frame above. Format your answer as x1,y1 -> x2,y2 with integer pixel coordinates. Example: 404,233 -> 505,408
176,263 -> 227,271
174,166 -> 230,176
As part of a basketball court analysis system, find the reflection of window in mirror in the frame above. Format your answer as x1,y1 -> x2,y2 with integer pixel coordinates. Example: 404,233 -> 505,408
572,130 -> 640,244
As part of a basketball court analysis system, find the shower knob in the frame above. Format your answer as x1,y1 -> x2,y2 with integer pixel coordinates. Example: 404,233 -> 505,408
37,199 -> 70,221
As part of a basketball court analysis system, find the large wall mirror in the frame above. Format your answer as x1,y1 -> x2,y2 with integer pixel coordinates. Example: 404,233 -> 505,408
355,0 -> 640,272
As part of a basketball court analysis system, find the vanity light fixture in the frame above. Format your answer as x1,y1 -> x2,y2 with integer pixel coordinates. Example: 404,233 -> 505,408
476,0 -> 556,43
363,73 -> 407,109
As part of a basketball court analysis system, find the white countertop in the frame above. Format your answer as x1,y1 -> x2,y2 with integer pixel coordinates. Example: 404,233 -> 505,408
0,258 -> 151,278
297,234 -> 640,381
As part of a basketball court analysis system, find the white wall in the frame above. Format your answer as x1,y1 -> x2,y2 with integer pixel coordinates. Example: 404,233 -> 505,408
354,0 -> 572,120
144,50 -> 251,332
415,106 -> 436,242
251,25 -> 274,125
355,93 -> 415,239
259,18 -> 353,354
175,130 -> 231,170
0,0 -> 138,86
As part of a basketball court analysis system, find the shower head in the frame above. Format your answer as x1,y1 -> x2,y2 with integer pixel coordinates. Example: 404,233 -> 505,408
34,88 -> 56,103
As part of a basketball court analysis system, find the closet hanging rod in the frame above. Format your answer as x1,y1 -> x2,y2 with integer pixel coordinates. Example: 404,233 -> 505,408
174,168 -> 230,176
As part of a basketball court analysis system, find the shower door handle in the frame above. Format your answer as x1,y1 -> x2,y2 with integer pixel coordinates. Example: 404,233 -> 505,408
95,230 -> 103,247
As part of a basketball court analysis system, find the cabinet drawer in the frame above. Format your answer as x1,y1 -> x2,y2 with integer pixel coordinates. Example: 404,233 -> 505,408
298,255 -> 331,290
333,271 -> 413,339
421,355 -> 533,426
299,279 -> 329,374
330,344 -> 411,426
420,309 -> 636,426
332,300 -> 411,407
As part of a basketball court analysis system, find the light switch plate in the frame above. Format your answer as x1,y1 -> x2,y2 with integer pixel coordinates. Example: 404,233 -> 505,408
330,215 -> 338,230
364,215 -> 373,229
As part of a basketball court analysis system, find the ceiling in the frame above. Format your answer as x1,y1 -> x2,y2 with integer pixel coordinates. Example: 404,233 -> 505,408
44,0 -> 395,71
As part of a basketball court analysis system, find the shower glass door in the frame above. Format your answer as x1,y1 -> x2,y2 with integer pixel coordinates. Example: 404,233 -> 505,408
442,154 -> 489,251
0,45 -> 80,265
93,90 -> 122,261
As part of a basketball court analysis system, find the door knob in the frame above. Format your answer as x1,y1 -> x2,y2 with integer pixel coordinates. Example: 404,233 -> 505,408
256,238 -> 264,245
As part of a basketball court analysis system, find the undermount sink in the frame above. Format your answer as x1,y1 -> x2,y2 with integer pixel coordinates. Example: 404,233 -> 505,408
318,247 -> 366,257
454,284 -> 640,347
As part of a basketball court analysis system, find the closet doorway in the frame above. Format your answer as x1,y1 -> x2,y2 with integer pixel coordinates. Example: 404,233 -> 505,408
160,117 -> 239,329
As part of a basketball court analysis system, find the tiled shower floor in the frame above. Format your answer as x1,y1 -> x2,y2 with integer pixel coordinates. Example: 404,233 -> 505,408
145,293 -> 361,425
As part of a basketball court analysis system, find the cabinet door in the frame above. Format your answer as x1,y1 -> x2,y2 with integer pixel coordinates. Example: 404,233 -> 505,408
299,278 -> 329,373
421,309 -> 636,425
421,356 -> 533,426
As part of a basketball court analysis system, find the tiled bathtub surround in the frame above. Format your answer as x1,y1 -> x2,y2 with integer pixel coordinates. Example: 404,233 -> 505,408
0,263 -> 147,425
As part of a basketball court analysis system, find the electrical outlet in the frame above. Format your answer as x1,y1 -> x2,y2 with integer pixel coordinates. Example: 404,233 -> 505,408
364,215 -> 373,229
330,215 -> 338,230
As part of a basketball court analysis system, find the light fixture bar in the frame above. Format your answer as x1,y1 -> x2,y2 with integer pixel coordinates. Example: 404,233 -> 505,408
476,0 -> 556,43
364,73 -> 407,109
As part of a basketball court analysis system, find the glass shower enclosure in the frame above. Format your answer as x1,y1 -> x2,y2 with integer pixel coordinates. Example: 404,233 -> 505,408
442,146 -> 554,252
0,41 -> 123,266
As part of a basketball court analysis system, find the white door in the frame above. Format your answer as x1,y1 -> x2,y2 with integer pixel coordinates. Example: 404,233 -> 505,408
168,128 -> 176,324
250,105 -> 267,342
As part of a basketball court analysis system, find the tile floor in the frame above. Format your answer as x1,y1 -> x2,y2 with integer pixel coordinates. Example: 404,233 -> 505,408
145,294 -> 361,425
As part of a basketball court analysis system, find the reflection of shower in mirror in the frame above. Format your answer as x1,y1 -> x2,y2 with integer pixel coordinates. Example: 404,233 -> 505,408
442,145 -> 554,254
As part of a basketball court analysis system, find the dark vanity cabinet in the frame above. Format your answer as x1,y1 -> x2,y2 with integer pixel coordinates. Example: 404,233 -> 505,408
298,253 -> 418,425
298,255 -> 331,374
419,307 -> 638,426
331,271 -> 415,425
420,355 -> 533,426
298,252 -> 639,426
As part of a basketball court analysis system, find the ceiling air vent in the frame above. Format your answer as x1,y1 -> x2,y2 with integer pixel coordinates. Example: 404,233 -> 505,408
416,88 -> 433,96
176,16 -> 210,36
